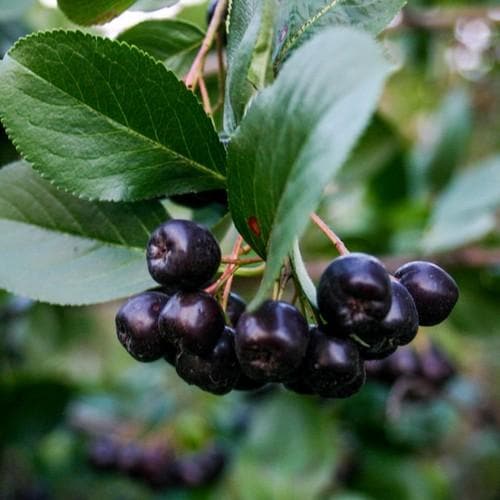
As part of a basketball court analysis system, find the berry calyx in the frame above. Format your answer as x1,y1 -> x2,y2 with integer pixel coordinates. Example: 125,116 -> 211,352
115,291 -> 170,362
158,291 -> 225,356
317,253 -> 392,336
235,300 -> 309,382
359,278 -> 419,359
301,327 -> 365,398
394,261 -> 459,326
175,327 -> 241,395
147,219 -> 221,290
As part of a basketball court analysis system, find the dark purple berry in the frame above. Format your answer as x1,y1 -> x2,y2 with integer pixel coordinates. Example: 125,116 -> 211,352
174,447 -> 226,487
317,253 -> 392,337
116,442 -> 144,478
147,219 -> 221,289
175,327 -> 240,395
159,291 -> 225,356
302,327 -> 365,398
235,300 -> 309,382
395,261 -> 459,326
359,279 -> 419,359
115,291 -> 170,362
140,445 -> 176,489
284,378 -> 316,396
234,373 -> 267,391
419,343 -> 455,387
387,346 -> 420,380
88,436 -> 119,470
226,292 -> 246,327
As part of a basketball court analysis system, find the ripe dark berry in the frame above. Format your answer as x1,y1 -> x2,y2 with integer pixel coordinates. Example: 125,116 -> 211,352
88,436 -> 119,470
226,292 -> 246,327
140,445 -> 176,489
302,327 -> 365,398
158,291 -> 225,356
359,279 -> 419,359
395,261 -> 459,326
147,219 -> 221,289
115,291 -> 170,362
175,327 -> 240,395
284,378 -> 316,396
235,300 -> 309,382
234,373 -> 267,391
419,343 -> 455,387
317,253 -> 392,337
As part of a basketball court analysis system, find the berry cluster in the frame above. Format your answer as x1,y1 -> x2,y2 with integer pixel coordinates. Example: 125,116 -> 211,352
88,436 -> 225,490
115,219 -> 459,400
366,342 -> 456,391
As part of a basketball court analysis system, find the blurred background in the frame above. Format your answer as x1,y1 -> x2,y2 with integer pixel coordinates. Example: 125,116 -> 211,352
1,0 -> 500,498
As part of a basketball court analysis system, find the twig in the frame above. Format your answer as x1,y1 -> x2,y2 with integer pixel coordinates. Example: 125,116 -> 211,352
310,213 -> 350,256
198,76 -> 212,115
184,0 -> 228,91
222,236 -> 244,311
221,256 -> 263,265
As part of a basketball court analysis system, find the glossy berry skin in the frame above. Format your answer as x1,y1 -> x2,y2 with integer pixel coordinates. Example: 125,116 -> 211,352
395,261 -> 459,326
159,291 -> 225,356
317,253 -> 392,337
226,292 -> 246,327
147,219 -> 221,289
115,291 -> 170,362
235,300 -> 309,382
359,279 -> 419,360
175,327 -> 241,395
302,328 -> 365,398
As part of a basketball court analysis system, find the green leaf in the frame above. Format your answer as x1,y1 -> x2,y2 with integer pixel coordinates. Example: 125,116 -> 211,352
0,162 -> 167,305
233,393 -> 339,499
0,30 -> 226,202
424,156 -> 500,252
291,240 -> 317,308
228,28 -> 390,305
224,0 -> 276,133
0,0 -> 34,21
274,0 -> 406,68
117,19 -> 204,77
57,0 -> 135,25
130,0 -> 179,11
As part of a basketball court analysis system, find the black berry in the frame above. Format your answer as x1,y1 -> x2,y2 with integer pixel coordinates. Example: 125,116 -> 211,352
395,261 -> 459,326
302,327 -> 365,398
147,219 -> 221,289
175,327 -> 240,395
235,300 -> 309,382
233,373 -> 267,391
115,291 -> 170,362
419,343 -> 455,387
317,253 -> 392,337
158,290 -> 225,356
359,278 -> 419,359
226,292 -> 246,327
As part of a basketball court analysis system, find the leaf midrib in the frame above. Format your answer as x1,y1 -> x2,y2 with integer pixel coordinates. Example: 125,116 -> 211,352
275,0 -> 342,64
5,54 -> 226,182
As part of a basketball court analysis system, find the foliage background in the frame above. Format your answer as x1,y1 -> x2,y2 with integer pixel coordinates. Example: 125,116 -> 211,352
1,0 -> 500,499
